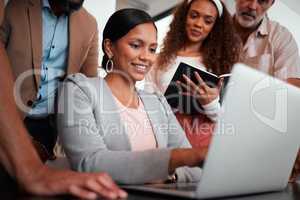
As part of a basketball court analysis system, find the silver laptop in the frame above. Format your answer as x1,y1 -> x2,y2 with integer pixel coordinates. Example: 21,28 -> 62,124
123,64 -> 300,199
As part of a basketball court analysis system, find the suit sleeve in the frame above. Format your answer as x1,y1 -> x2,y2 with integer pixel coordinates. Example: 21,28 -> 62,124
157,94 -> 202,183
80,20 -> 99,77
0,0 -> 11,46
0,0 -> 4,24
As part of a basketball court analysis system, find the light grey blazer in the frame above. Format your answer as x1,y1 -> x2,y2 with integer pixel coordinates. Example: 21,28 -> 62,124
57,73 -> 201,184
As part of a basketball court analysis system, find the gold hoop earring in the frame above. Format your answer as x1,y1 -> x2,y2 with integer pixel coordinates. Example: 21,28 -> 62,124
106,58 -> 114,73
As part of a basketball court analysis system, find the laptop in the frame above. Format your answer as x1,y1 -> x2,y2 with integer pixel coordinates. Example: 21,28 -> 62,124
122,64 -> 300,199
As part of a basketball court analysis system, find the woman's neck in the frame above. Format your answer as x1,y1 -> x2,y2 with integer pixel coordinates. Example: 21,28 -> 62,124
177,42 -> 202,57
105,74 -> 139,109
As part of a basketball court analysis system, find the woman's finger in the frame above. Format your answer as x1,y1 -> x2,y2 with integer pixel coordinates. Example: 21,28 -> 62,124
86,179 -> 119,200
217,78 -> 224,91
180,91 -> 193,97
96,174 -> 115,190
177,81 -> 206,96
177,81 -> 193,93
96,174 -> 128,198
182,74 -> 200,92
194,72 -> 209,93
69,185 -> 98,200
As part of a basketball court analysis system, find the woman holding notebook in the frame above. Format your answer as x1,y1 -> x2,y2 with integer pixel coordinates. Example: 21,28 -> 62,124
145,0 -> 241,149
58,8 -> 209,184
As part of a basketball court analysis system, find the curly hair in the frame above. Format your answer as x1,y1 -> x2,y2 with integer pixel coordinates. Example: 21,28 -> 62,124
157,0 -> 242,75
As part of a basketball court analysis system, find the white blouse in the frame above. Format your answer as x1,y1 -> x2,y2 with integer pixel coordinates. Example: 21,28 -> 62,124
112,95 -> 157,151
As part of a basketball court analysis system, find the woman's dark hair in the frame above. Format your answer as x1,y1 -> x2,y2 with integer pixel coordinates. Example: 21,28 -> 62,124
157,0 -> 242,75
101,8 -> 156,69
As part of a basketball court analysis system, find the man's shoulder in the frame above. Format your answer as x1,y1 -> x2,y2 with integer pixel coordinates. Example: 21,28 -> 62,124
261,18 -> 299,60
73,7 -> 97,27
5,0 -> 28,11
266,18 -> 294,40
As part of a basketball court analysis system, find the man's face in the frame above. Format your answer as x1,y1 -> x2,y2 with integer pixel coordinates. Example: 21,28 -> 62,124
235,0 -> 274,28
54,0 -> 85,13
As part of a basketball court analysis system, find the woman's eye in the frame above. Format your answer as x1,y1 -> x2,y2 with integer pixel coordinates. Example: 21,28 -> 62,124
258,0 -> 269,5
189,12 -> 198,19
205,20 -> 214,25
204,17 -> 215,25
149,48 -> 157,54
130,43 -> 140,49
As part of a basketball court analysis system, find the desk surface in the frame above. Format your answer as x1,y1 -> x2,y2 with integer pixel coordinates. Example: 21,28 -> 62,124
126,183 -> 300,200
1,182 -> 300,200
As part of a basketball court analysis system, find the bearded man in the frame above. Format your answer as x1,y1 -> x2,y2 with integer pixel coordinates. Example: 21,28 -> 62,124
233,0 -> 300,86
233,0 -> 300,182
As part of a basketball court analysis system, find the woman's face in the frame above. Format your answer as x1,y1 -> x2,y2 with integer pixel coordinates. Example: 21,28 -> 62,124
185,0 -> 218,45
110,22 -> 157,82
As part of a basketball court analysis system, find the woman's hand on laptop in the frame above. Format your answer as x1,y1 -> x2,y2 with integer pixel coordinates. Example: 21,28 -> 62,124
168,148 -> 208,174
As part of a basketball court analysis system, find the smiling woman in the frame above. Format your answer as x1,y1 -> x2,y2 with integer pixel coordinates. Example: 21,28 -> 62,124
102,20 -> 157,85
57,8 -> 210,184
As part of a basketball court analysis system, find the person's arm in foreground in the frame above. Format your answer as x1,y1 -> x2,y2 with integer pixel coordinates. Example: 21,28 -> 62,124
0,43 -> 127,199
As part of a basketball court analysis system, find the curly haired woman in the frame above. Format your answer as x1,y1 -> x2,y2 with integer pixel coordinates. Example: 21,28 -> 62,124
145,0 -> 242,149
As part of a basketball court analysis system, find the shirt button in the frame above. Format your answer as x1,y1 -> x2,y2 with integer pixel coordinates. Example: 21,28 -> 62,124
51,45 -> 55,49
27,100 -> 33,107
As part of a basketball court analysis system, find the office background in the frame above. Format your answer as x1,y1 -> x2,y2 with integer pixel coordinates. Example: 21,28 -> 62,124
85,0 -> 300,58
4,0 -> 299,62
